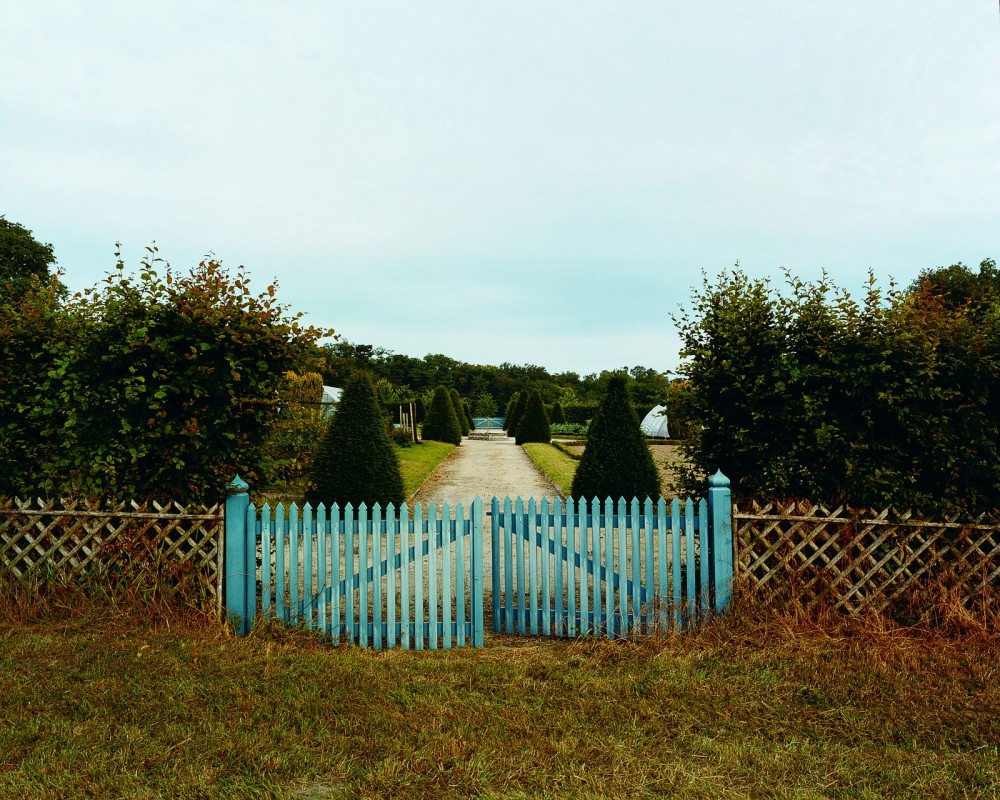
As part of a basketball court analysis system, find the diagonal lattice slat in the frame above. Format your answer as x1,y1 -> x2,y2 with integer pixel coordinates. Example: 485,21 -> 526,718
0,497 -> 224,612
734,500 -> 1000,616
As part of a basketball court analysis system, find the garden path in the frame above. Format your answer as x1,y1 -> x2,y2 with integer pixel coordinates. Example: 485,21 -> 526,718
408,435 -> 557,507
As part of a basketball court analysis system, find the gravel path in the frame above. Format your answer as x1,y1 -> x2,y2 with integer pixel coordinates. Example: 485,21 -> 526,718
409,435 -> 558,507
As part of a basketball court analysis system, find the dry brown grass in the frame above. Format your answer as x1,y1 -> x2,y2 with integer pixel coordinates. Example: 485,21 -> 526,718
2,578 -> 997,799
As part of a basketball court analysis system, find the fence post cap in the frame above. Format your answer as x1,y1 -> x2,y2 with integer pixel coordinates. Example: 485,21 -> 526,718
708,470 -> 730,489
227,474 -> 249,494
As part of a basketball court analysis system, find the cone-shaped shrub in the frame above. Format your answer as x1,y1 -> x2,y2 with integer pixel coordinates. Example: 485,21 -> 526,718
449,388 -> 470,436
515,390 -> 551,444
570,376 -> 661,502
550,401 -> 566,424
422,385 -> 463,444
506,391 -> 527,436
306,371 -> 404,508
503,394 -> 518,429
463,398 -> 475,432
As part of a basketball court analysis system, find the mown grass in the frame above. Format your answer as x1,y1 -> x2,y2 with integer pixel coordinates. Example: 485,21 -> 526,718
1,597 -> 997,799
522,442 -> 578,496
398,440 -> 455,498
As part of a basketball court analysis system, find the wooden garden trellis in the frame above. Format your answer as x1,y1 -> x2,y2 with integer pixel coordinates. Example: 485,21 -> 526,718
733,500 -> 1000,614
0,497 -> 224,613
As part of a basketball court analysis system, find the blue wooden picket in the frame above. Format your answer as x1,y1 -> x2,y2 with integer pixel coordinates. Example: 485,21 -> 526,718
223,474 -> 733,646
228,494 -> 484,650
489,475 -> 734,638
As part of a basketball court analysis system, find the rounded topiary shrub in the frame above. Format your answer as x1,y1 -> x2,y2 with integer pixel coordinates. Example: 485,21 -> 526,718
570,376 -> 661,502
549,401 -> 566,425
516,390 -> 551,444
449,388 -> 470,437
506,391 -> 527,436
422,385 -> 463,445
306,371 -> 405,508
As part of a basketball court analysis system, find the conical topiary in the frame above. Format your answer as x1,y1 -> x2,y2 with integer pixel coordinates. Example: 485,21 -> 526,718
570,375 -> 661,502
462,398 -> 474,432
506,391 -> 527,437
549,401 -> 566,424
422,385 -> 462,445
449,388 -> 470,437
515,390 -> 551,444
305,371 -> 404,508
503,394 -> 518,429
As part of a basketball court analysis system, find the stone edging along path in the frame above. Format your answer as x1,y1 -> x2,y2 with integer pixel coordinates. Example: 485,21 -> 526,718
408,435 -> 558,508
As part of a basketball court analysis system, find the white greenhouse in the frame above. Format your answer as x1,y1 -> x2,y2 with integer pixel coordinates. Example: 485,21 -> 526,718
639,405 -> 670,438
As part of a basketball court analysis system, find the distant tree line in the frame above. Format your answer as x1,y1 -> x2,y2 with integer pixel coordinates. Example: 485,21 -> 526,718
318,340 -> 677,426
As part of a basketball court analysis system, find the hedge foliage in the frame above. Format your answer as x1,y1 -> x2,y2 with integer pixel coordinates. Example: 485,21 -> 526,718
0,249 -> 330,501
570,376 -> 660,502
422,385 -> 462,445
261,371 -> 326,488
306,371 -> 404,508
549,401 -> 566,424
675,264 -> 1000,513
515,390 -> 551,444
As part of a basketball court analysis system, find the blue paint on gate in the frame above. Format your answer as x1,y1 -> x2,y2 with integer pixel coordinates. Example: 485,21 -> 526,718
223,474 -> 733,648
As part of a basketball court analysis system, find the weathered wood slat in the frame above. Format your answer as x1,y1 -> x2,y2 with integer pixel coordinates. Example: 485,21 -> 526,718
734,501 -> 1000,615
0,497 -> 223,608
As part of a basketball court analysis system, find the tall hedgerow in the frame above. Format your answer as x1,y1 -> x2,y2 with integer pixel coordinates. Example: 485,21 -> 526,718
449,388 -> 470,437
422,385 -> 462,445
305,371 -> 404,508
0,249 -> 331,501
570,376 -> 661,501
675,265 -> 1000,512
515,390 -> 551,444
506,391 -> 527,437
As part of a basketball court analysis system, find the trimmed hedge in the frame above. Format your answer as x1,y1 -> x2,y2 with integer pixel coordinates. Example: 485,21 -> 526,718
570,376 -> 661,502
549,401 -> 566,424
515,390 -> 551,444
306,371 -> 405,507
422,385 -> 463,445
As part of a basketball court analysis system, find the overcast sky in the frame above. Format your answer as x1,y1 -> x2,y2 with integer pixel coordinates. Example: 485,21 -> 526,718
2,2 -> 998,375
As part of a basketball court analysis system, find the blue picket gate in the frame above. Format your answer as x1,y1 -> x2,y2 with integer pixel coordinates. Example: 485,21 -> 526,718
224,478 -> 484,650
223,473 -> 733,648
490,473 -> 734,637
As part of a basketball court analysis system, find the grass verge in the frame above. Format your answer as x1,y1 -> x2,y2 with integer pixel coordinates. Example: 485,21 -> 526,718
523,442 -> 579,496
1,601 -> 997,799
398,440 -> 455,498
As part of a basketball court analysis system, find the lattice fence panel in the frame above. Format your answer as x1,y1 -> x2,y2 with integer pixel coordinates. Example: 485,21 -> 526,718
0,497 -> 224,612
734,501 -> 1000,615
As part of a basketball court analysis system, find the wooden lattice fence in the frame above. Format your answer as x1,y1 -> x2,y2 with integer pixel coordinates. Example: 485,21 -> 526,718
734,501 -> 1000,617
0,497 -> 224,612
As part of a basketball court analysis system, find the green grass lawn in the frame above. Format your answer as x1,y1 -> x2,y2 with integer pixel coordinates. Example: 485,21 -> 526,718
523,442 -> 579,495
1,605 -> 996,799
398,440 -> 455,498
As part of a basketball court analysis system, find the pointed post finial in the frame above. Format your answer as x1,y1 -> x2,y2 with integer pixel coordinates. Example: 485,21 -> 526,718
708,470 -> 730,489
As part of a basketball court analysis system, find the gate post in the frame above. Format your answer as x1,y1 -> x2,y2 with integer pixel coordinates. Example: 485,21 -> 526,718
707,471 -> 734,613
224,474 -> 251,635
